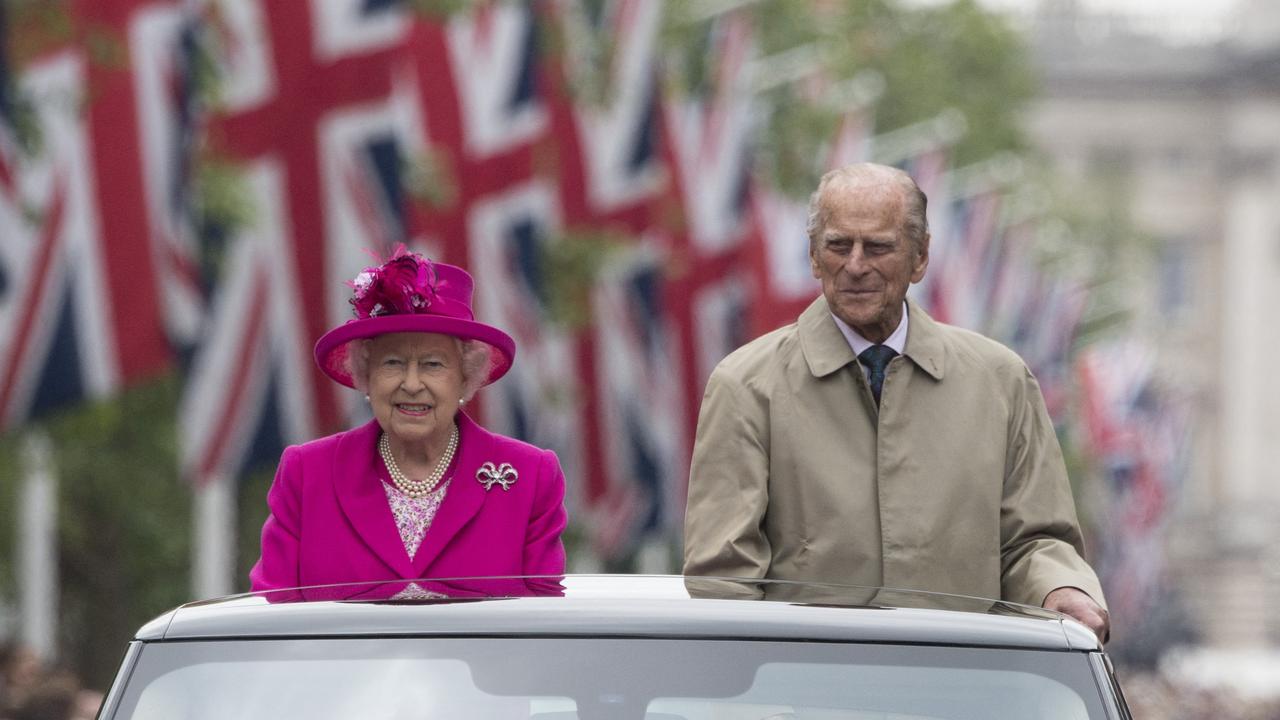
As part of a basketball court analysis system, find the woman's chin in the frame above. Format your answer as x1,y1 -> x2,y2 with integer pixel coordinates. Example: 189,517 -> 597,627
383,421 -> 431,444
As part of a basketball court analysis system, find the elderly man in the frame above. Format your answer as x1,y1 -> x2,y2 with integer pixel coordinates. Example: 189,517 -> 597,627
683,163 -> 1109,641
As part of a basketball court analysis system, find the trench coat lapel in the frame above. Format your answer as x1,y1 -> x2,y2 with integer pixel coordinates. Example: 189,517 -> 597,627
410,411 -> 489,576
797,296 -> 858,378
334,420 -> 416,579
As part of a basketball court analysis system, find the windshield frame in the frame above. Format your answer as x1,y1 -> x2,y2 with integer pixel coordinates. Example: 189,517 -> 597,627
105,636 -> 1116,720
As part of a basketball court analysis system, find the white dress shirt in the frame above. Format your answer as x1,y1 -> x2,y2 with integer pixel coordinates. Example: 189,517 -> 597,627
830,301 -> 909,382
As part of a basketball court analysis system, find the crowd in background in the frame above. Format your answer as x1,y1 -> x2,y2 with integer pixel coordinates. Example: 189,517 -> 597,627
0,644 -> 100,720
1121,670 -> 1280,719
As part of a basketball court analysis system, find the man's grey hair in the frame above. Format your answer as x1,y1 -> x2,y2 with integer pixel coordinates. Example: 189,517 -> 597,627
805,163 -> 929,253
350,337 -> 493,402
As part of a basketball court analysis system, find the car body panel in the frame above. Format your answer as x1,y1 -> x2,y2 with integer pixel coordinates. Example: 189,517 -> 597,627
141,575 -> 1098,651
105,575 -> 1125,720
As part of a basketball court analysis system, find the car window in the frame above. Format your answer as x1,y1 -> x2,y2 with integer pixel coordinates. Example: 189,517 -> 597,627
130,657 -> 550,720
110,638 -> 1108,720
649,663 -> 1089,720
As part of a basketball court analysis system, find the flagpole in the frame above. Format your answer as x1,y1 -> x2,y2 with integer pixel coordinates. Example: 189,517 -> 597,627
192,473 -> 236,599
636,536 -> 672,574
19,430 -> 58,662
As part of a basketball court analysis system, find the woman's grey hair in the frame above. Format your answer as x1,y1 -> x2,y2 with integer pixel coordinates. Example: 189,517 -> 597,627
805,163 -> 929,254
350,337 -> 494,402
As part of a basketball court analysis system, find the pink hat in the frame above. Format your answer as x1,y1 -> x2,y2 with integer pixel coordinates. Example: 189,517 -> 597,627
314,247 -> 515,389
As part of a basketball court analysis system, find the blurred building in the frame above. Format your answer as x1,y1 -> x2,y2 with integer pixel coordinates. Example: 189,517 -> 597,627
1019,0 -> 1280,649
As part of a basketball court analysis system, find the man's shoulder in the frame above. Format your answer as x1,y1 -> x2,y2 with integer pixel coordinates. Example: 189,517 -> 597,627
928,318 -> 1028,376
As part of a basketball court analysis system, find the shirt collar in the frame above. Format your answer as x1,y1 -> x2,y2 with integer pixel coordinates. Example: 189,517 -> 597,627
830,302 -> 909,357
798,296 -> 946,380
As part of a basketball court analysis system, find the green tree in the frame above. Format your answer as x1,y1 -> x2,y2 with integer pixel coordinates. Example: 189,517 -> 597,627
0,377 -> 191,690
666,0 -> 1036,197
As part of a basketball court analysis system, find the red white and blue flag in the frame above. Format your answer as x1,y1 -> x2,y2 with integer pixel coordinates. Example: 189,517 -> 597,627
468,181 -> 586,505
560,0 -> 665,213
590,242 -> 688,557
1,0 -> 1168,574
172,0 -> 416,482
445,1 -> 547,158
665,10 -> 756,254
0,49 -> 164,430
1077,340 -> 1185,625
130,3 -> 206,348
176,162 -> 318,482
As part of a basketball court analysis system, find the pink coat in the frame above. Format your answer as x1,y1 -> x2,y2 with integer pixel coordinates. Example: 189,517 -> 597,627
249,412 -> 567,592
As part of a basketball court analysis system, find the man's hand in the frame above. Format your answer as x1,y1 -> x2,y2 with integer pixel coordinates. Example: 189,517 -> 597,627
1042,586 -> 1110,643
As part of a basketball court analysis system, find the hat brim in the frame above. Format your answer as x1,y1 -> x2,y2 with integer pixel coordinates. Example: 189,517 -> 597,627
315,315 -> 516,389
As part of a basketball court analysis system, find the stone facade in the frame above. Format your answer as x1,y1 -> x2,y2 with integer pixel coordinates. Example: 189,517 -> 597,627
1019,0 -> 1280,648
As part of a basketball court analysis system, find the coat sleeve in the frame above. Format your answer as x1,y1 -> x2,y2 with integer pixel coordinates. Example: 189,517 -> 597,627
1000,366 -> 1107,609
249,446 -> 303,592
522,448 -> 568,575
682,366 -> 772,581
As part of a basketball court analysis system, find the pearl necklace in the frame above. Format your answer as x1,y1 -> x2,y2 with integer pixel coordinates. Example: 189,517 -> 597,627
379,424 -> 458,499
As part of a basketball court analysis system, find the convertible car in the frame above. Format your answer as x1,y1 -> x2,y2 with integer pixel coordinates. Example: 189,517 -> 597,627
97,575 -> 1132,720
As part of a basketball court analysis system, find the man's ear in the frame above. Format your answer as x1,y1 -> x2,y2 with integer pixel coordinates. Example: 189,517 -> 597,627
910,233 -> 930,283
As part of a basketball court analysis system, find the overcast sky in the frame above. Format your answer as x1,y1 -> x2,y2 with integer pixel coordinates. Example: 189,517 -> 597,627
977,0 -> 1240,22
931,0 -> 1247,42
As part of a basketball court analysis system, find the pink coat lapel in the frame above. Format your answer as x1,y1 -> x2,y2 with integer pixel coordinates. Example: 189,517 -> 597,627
410,411 -> 490,576
333,420 -> 417,579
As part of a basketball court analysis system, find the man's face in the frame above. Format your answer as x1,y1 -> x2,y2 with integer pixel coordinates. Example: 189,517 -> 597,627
809,182 -> 929,343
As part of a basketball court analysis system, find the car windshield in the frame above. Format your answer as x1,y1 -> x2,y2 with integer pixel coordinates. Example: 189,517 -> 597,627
110,637 -> 1108,720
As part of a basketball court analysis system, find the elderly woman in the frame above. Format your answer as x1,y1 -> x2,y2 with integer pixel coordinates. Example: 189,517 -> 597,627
249,248 -> 567,592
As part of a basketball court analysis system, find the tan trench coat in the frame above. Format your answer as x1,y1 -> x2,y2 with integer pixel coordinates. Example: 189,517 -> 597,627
683,297 -> 1106,608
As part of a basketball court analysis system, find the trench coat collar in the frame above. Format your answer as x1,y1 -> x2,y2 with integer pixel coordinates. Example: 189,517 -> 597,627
333,412 -> 491,579
902,299 -> 946,380
798,296 -> 859,378
798,295 -> 946,380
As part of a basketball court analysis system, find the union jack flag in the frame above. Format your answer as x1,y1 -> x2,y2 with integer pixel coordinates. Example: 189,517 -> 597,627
130,4 -> 206,348
558,0 -> 665,213
0,1 -> 17,201
318,63 -> 436,399
468,181 -> 586,508
1077,340 -> 1185,626
174,0 -> 414,482
665,9 -> 756,254
177,162 -> 319,481
312,0 -> 411,62
6,0 -> 1174,584
934,188 -> 1003,328
445,1 -> 546,158
434,1 -> 589,498
982,219 -> 1037,344
0,50 -> 165,429
590,242 -> 688,558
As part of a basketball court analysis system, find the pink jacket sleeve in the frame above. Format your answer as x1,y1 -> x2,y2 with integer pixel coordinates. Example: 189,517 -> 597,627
248,446 -> 302,592
523,448 -> 568,575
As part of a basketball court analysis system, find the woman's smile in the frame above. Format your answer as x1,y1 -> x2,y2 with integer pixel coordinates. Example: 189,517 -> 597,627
395,402 -> 432,416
